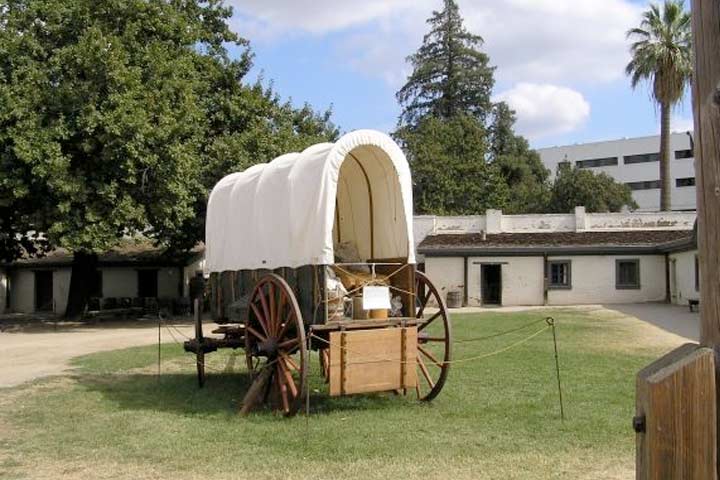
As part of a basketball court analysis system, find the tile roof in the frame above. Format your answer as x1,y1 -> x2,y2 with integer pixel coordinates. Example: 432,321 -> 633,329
418,230 -> 694,255
8,239 -> 204,267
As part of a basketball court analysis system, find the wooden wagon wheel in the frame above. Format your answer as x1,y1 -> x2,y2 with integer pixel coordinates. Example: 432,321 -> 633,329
243,274 -> 308,416
414,271 -> 452,401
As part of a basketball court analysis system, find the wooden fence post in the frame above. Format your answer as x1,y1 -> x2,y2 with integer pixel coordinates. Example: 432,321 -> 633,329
635,2 -> 720,477
693,0 -> 720,476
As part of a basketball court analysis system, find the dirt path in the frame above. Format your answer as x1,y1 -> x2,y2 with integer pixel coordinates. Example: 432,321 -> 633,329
0,320 -> 206,388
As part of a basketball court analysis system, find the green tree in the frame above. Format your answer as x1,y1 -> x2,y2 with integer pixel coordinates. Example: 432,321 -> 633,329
548,162 -> 638,213
397,115 -> 509,215
396,0 -> 494,127
626,0 -> 692,211
0,0 -> 336,316
488,102 -> 550,213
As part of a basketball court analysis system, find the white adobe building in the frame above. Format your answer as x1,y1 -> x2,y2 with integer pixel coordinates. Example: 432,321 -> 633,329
537,132 -> 696,211
417,208 -> 699,307
0,210 -> 699,315
0,239 -> 205,316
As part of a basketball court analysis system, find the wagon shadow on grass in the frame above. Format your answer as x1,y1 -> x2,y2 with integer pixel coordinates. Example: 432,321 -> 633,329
73,370 -> 409,418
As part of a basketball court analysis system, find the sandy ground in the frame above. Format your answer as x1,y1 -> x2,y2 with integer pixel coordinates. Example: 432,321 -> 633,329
0,319 -> 209,388
0,303 -> 697,389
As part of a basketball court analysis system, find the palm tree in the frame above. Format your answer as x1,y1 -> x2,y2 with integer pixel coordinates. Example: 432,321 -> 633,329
626,0 -> 692,211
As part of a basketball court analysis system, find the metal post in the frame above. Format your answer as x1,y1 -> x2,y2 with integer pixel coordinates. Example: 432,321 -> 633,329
546,317 -> 564,421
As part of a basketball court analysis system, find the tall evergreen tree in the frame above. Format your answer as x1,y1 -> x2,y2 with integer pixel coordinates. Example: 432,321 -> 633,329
396,0 -> 494,127
400,115 -> 509,215
626,0 -> 692,211
488,102 -> 551,213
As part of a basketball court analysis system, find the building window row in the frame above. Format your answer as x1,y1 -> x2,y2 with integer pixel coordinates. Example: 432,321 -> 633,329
573,149 -> 693,170
576,157 -> 618,169
626,180 -> 661,191
546,259 -> 641,290
624,152 -> 659,164
676,177 -> 696,187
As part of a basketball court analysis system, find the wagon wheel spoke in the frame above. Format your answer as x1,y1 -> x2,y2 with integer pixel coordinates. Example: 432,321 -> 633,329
418,345 -> 443,369
416,356 -> 435,390
249,302 -> 271,338
413,271 -> 452,402
279,358 -> 299,398
418,311 -> 442,332
244,274 -> 308,416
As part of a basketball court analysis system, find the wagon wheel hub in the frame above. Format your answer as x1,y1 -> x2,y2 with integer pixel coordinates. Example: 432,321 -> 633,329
255,338 -> 279,358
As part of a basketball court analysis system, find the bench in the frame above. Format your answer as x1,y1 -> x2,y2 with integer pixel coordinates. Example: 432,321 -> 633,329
689,299 -> 700,312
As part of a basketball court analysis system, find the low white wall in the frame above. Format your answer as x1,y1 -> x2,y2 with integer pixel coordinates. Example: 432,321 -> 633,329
500,214 -> 575,233
547,255 -> 666,304
669,250 -> 699,305
585,211 -> 696,231
467,256 -> 544,306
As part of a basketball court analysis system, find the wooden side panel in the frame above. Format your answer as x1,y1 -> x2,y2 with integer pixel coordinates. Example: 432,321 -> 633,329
209,265 -> 325,326
329,327 -> 417,396
636,343 -> 716,480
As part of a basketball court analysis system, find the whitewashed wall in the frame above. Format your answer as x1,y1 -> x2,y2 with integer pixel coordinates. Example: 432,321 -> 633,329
426,254 -> 667,307
500,214 -> 575,233
11,269 -> 34,313
467,256 -> 544,306
184,257 -> 206,297
0,269 -> 7,314
669,250 -> 699,305
424,257 -> 464,303
547,255 -> 666,305
102,268 -> 137,297
53,269 -> 72,314
157,267 -> 181,297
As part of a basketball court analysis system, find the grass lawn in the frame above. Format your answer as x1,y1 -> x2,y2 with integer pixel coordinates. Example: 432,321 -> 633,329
0,308 -> 684,479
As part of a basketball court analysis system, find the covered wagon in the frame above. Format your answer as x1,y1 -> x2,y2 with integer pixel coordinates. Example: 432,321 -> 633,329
185,129 -> 452,416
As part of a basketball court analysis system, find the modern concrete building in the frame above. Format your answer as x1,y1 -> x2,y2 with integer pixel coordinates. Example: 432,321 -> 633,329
417,208 -> 699,308
537,132 -> 696,211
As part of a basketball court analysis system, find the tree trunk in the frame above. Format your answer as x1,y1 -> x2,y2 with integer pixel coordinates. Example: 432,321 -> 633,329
691,0 -> 720,475
64,251 -> 98,319
659,101 -> 672,211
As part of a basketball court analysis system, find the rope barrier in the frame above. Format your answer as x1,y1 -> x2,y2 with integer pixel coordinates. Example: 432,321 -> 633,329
154,309 -> 565,420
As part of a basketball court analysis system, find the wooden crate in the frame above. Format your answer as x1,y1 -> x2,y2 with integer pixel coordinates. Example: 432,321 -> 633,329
329,327 -> 417,396
636,343 -> 716,480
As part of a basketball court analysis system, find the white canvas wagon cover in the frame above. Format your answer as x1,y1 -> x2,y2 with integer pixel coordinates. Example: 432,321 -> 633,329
205,130 -> 415,272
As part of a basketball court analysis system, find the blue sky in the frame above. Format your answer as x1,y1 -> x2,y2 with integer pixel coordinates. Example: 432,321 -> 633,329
226,0 -> 694,149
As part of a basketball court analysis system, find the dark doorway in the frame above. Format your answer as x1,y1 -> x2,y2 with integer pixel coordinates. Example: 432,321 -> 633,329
481,264 -> 502,306
34,270 -> 54,312
137,269 -> 159,298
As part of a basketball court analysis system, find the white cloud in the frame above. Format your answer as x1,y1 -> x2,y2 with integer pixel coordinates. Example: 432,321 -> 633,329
494,83 -> 590,139
230,0 -> 643,86
227,0 -> 431,35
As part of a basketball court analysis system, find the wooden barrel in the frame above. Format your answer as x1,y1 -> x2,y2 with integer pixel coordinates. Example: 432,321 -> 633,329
446,290 -> 462,309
